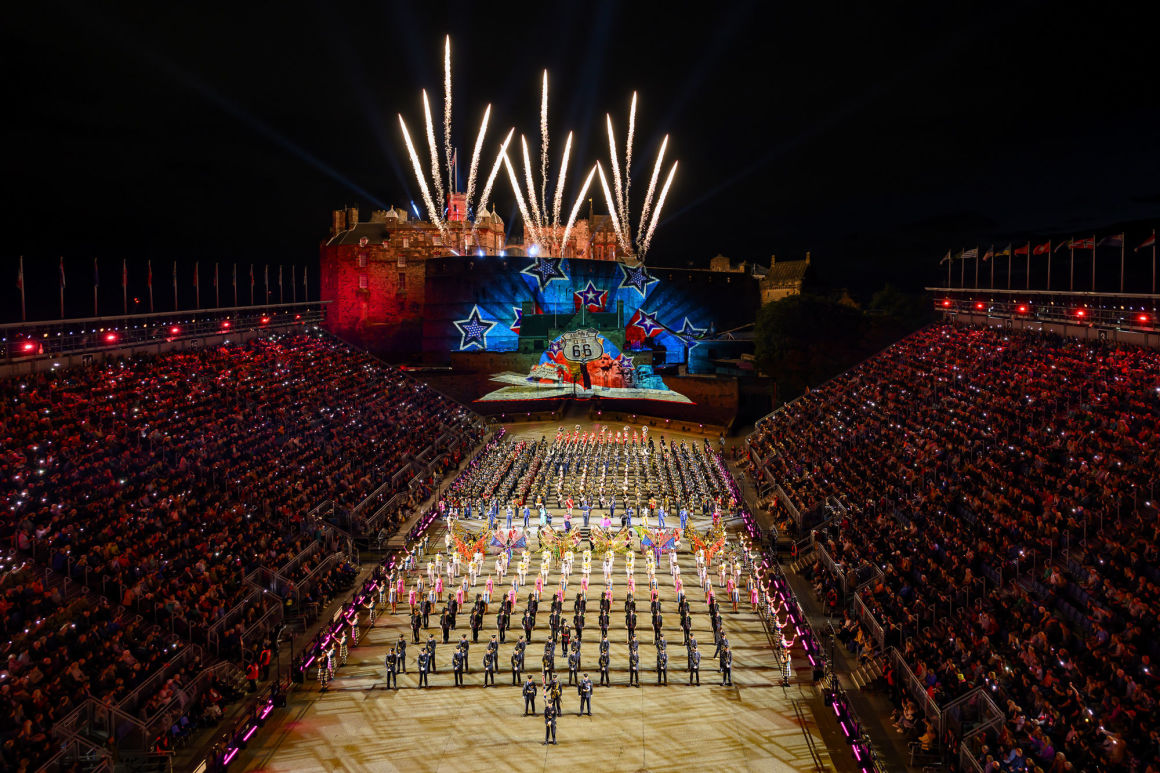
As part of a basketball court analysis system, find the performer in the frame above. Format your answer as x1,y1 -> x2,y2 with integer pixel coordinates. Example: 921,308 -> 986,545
578,673 -> 593,716
543,702 -> 557,745
688,644 -> 701,686
384,647 -> 398,690
523,675 -> 538,715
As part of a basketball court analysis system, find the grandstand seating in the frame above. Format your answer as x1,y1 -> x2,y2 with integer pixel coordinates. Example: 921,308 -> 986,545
747,322 -> 1160,771
0,332 -> 480,770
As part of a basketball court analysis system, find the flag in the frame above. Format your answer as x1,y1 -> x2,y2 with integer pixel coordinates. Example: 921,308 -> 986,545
193,261 -> 199,287
121,258 -> 127,288
59,257 -> 66,288
1054,240 -> 1070,252
147,260 -> 153,287
1014,244 -> 1030,256
249,263 -> 255,288
93,257 -> 99,286
961,247 -> 979,260
1069,237 -> 1095,249
982,247 -> 994,262
16,256 -> 23,290
1097,234 -> 1124,248
1135,231 -> 1156,251
213,263 -> 219,288
938,250 -> 951,265
995,245 -> 1012,258
1033,241 -> 1051,255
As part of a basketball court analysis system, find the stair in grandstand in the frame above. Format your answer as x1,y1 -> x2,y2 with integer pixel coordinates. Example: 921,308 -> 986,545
849,654 -> 884,691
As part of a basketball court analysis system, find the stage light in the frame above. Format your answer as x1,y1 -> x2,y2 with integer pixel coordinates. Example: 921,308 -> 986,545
21,342 -> 36,353
1017,305 -> 1028,314
104,332 -> 118,343
260,316 -> 270,324
222,320 -> 232,329
1139,314 -> 1150,324
169,326 -> 181,335
1076,309 -> 1086,318
942,299 -> 951,307
975,302 -> 984,310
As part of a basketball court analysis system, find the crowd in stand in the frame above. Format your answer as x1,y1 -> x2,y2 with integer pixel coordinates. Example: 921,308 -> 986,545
0,332 -> 478,771
748,323 -> 1160,771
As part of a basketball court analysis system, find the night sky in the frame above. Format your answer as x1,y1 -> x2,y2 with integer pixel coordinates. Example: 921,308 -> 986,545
2,1 -> 1158,321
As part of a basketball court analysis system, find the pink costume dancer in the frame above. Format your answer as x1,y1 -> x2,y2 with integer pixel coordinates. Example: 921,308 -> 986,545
456,585 -> 466,607
435,576 -> 444,601
749,584 -> 759,611
508,587 -> 517,609
580,576 -> 589,596
628,576 -> 636,595
535,574 -> 544,600
408,587 -> 417,612
397,576 -> 405,598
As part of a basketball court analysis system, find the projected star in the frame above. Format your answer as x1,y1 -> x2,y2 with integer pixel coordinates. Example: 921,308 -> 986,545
510,306 -> 524,334
547,339 -> 565,356
676,317 -> 708,348
631,308 -> 664,337
575,281 -> 607,311
453,305 -> 496,350
521,257 -> 568,292
617,262 -> 659,298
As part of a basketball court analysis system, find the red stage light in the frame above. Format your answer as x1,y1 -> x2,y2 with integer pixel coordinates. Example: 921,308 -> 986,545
221,320 -> 232,329
975,302 -> 985,310
104,332 -> 118,343
1139,315 -> 1150,324
260,316 -> 270,324
942,299 -> 951,307
21,342 -> 36,352
169,326 -> 181,335
1017,305 -> 1028,314
1076,309 -> 1086,317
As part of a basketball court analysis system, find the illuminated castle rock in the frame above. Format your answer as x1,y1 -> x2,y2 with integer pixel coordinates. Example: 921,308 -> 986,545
320,205 -> 632,352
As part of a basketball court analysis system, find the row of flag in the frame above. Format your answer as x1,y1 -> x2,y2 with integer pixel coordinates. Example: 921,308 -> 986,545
15,258 -> 309,321
939,230 -> 1156,265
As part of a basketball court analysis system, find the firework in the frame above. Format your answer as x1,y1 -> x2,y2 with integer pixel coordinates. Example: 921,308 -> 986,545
560,163 -> 597,254
443,35 -> 453,194
640,161 -> 678,257
624,91 -> 637,230
636,134 -> 668,250
504,152 -> 540,248
540,70 -> 549,224
520,135 -> 544,231
422,90 -> 445,213
596,162 -> 629,253
475,128 -> 515,223
605,115 -> 626,237
465,104 -> 491,218
551,131 -> 574,238
398,114 -> 445,234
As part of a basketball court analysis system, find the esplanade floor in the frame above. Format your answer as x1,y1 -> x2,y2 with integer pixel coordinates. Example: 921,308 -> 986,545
236,422 -> 851,772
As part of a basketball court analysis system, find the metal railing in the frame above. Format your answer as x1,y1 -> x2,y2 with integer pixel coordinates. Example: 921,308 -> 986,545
887,646 -> 944,735
853,592 -> 886,650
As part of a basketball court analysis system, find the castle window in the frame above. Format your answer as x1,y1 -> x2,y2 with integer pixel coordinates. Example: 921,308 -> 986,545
357,253 -> 367,268
397,253 -> 406,268
432,235 -> 443,246
402,238 -> 409,249
359,274 -> 368,289
397,272 -> 406,290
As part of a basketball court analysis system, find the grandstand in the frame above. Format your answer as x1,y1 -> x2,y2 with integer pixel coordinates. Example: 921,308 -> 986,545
1,329 -> 482,771
746,321 -> 1160,770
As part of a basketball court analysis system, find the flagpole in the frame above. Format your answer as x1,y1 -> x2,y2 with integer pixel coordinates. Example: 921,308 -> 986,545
1069,240 -> 1074,291
1153,231 -> 1157,294
292,265 -> 297,303
1025,242 -> 1031,290
1120,237 -> 1125,293
18,256 -> 25,322
947,252 -> 951,290
122,259 -> 127,316
1091,234 -> 1095,291
974,245 -> 979,290
173,261 -> 178,310
93,257 -> 98,317
148,260 -> 154,313
215,262 -> 220,307
303,265 -> 308,302
1047,241 -> 1052,290
59,257 -> 64,319
960,248 -> 965,289
990,245 -> 995,290
232,263 -> 238,307
194,261 -> 200,309
1007,247 -> 1011,290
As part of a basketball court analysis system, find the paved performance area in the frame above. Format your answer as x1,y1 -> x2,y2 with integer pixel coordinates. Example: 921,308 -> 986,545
237,423 -> 848,772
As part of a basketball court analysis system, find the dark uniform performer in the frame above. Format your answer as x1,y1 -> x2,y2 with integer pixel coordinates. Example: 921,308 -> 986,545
713,633 -> 729,661
397,635 -> 408,673
688,644 -> 701,685
681,610 -> 693,646
426,634 -> 437,673
453,647 -> 465,686
656,648 -> 668,685
448,594 -> 459,627
441,607 -> 452,643
573,611 -> 585,642
653,609 -> 663,643
417,648 -> 430,688
549,609 -> 562,639
719,645 -> 733,686
561,622 -> 571,652
498,606 -> 510,643
523,676 -> 538,715
384,648 -> 398,689
599,608 -> 610,638
458,634 -> 471,672
528,594 -> 539,626
483,648 -> 496,686
574,593 -> 586,617
470,606 -> 483,643
550,674 -> 563,715
511,647 -> 523,684
657,632 -> 667,652
543,703 -> 557,745
598,649 -> 610,686
578,673 -> 593,715
542,649 -> 555,678
421,596 -> 432,628
626,609 -> 637,642
411,611 -> 422,643
567,648 -> 581,685
628,648 -> 640,686
523,609 -> 534,642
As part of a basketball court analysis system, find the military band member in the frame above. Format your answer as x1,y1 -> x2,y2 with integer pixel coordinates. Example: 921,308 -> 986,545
426,634 -> 438,673
543,703 -> 557,745
411,611 -> 422,643
483,649 -> 496,686
719,645 -> 733,686
512,647 -> 523,684
522,609 -> 534,641
384,648 -> 398,689
549,674 -> 563,715
599,608 -> 610,638
688,644 -> 701,685
578,673 -> 593,715
417,649 -> 430,688
497,607 -> 510,643
458,634 -> 470,672
453,647 -> 465,686
656,648 -> 668,685
598,650 -> 610,686
397,635 -> 408,673
573,611 -> 585,642
628,648 -> 640,686
567,648 -> 581,685
470,606 -> 483,643
523,676 -> 538,715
